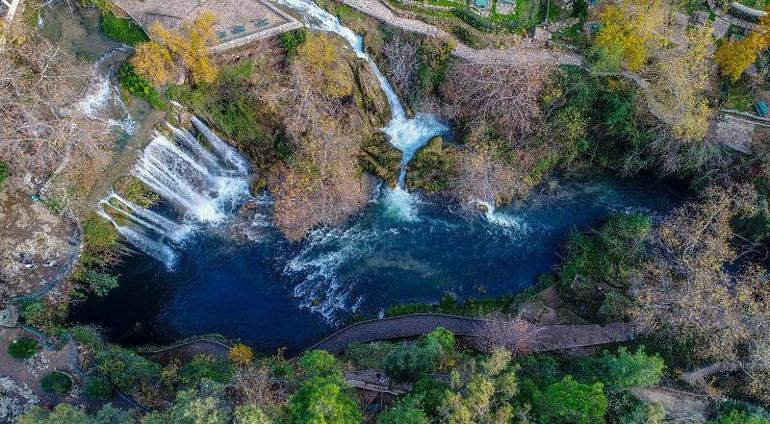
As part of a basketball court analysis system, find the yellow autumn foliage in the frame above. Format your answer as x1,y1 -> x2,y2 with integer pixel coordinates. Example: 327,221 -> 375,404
132,11 -> 219,86
130,41 -> 175,86
715,8 -> 770,82
296,34 -> 353,98
594,0 -> 666,71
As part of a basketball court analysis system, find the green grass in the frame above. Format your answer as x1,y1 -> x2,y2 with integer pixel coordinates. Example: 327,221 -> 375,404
117,63 -> 165,109
737,0 -> 769,9
101,11 -> 148,45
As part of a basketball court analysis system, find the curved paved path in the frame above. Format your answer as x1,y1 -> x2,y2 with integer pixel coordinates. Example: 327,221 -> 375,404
309,313 -> 633,354
341,0 -> 583,66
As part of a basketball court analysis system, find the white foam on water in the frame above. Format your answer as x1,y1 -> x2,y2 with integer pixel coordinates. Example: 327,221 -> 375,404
284,224 -> 374,321
99,119 -> 251,269
382,186 -> 420,222
472,199 -> 529,237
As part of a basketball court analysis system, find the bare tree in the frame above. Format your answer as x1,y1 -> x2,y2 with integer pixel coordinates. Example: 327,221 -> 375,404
382,33 -> 419,99
233,366 -> 287,406
267,34 -> 371,240
476,313 -> 542,356
442,62 -> 552,145
0,33 -> 109,181
449,146 -> 522,207
629,184 -> 770,404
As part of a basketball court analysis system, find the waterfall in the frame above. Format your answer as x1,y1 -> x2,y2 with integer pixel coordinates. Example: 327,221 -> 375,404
77,46 -> 138,134
274,0 -> 448,218
99,120 -> 251,268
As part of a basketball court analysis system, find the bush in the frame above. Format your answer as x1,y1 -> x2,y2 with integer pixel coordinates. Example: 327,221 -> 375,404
345,341 -> 399,369
536,376 -> 608,423
384,328 -> 455,381
452,7 -> 493,32
8,338 -> 40,359
93,345 -> 163,393
0,161 -> 8,189
279,28 -> 308,55
301,350 -> 340,378
41,371 -> 73,395
406,137 -> 456,193
81,269 -> 119,297
83,377 -> 113,400
101,11 -> 148,45
289,374 -> 361,424
378,395 -> 429,424
607,390 -> 665,424
118,62 -> 164,109
83,212 -> 120,253
179,354 -> 233,387
576,347 -> 665,390
69,326 -> 104,348
229,343 -> 254,367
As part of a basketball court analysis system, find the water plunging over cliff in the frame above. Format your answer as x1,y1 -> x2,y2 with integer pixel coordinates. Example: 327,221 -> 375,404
274,0 -> 448,219
98,120 -> 251,268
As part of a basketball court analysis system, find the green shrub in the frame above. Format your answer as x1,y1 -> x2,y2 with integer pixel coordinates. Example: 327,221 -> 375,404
279,28 -> 308,55
384,328 -> 455,381
345,341 -> 399,369
289,374 -> 362,424
576,347 -> 665,390
0,161 -> 8,189
452,7 -> 494,32
606,390 -> 665,424
41,371 -> 73,395
451,25 -> 479,47
118,62 -> 164,109
101,11 -> 148,45
378,395 -> 429,424
93,345 -> 163,393
406,137 -> 456,193
709,409 -> 770,424
69,326 -> 104,348
83,212 -> 120,252
301,350 -> 340,378
8,337 -> 41,359
536,376 -> 608,423
179,354 -> 233,387
81,269 -> 119,296
408,377 -> 450,417
83,376 -> 113,400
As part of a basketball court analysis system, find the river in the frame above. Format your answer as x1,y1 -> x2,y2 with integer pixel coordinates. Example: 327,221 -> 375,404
45,0 -> 687,353
71,167 -> 686,353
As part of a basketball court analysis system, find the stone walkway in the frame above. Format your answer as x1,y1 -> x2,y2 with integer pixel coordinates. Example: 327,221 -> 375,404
309,313 -> 633,354
707,0 -> 766,33
340,0 -> 583,66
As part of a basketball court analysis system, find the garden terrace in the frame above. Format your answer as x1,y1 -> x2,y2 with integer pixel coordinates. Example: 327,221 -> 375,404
112,0 -> 302,51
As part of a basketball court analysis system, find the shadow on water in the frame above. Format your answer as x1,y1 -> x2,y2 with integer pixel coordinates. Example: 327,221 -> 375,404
70,168 -> 689,354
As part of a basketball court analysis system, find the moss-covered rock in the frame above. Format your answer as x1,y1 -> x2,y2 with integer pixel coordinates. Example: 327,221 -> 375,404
360,133 -> 400,185
351,59 -> 391,127
406,136 -> 456,193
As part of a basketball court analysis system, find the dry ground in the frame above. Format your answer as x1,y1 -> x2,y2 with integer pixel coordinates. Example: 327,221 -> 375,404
0,177 -> 78,307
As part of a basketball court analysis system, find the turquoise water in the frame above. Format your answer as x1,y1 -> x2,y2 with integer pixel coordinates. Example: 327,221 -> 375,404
71,169 -> 686,353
